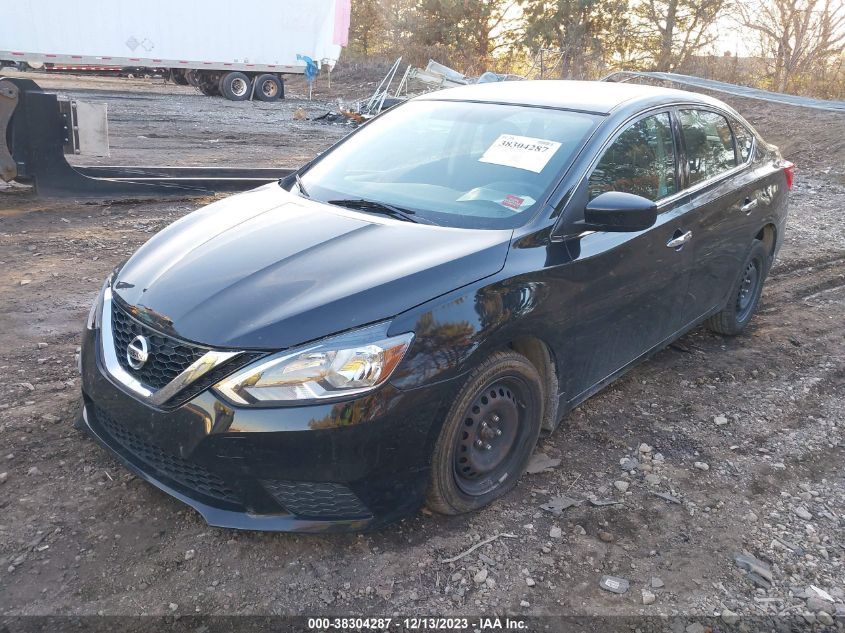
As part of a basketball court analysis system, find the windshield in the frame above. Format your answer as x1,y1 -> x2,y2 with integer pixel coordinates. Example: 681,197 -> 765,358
299,100 -> 600,229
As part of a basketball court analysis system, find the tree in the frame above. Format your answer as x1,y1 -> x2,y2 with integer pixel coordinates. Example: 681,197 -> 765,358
520,0 -> 632,79
738,0 -> 845,93
633,0 -> 730,71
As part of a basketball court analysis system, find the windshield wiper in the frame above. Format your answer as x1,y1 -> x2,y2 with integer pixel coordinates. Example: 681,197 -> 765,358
328,198 -> 431,224
294,173 -> 310,198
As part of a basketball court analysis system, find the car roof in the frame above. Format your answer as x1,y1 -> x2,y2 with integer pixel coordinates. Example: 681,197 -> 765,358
415,79 -> 726,115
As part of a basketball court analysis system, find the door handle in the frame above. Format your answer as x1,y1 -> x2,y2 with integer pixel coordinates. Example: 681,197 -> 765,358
666,230 -> 693,249
741,198 -> 758,214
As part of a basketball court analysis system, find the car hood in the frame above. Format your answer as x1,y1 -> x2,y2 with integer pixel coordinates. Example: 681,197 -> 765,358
112,183 -> 512,349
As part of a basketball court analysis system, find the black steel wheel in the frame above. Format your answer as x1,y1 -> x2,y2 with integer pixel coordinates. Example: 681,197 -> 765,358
707,239 -> 768,335
427,350 -> 543,515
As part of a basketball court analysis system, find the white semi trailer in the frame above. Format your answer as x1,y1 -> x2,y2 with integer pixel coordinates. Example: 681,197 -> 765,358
0,0 -> 349,101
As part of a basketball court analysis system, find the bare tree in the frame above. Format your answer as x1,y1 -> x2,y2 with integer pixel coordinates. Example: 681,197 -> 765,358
738,0 -> 845,92
634,0 -> 730,71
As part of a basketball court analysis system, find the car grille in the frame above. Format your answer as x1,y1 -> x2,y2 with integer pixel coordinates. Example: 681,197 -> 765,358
261,480 -> 370,519
111,301 -> 206,390
94,405 -> 240,505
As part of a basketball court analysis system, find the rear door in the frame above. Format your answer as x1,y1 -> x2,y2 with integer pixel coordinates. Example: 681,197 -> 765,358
676,108 -> 755,325
554,110 -> 697,400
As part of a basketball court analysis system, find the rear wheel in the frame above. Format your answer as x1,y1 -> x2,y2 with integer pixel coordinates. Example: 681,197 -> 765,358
219,71 -> 252,101
707,239 -> 768,335
254,74 -> 283,101
426,350 -> 543,515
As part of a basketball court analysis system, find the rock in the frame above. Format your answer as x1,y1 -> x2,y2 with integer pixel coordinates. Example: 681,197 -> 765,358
18,382 -> 35,391
652,452 -> 665,463
37,342 -> 49,349
613,480 -> 630,493
721,608 -> 740,625
540,496 -> 579,516
817,612 -> 834,626
734,553 -> 773,587
525,577 -> 535,587
450,572 -> 462,582
549,526 -> 562,539
641,589 -> 656,605
598,531 -> 613,543
645,473 -> 660,485
619,457 -> 639,470
168,603 -> 178,611
0,472 -> 6,484
184,549 -> 196,561
41,414 -> 60,424
525,452 -> 561,474
599,575 -> 629,594
27,466 -> 41,476
685,624 -> 705,633
520,600 -> 530,608
694,462 -> 709,471
20,279 -> 31,286
745,511 -> 758,522
806,596 -> 835,614
651,577 -> 664,589
573,525 -> 586,536
714,415 -> 729,426
473,569 -> 488,584
793,505 -> 813,521
638,443 -> 652,453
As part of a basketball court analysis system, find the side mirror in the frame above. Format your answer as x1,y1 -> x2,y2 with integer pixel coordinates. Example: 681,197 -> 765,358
583,191 -> 657,232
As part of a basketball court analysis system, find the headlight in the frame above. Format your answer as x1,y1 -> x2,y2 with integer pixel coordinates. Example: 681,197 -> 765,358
214,323 -> 414,406
86,274 -> 112,330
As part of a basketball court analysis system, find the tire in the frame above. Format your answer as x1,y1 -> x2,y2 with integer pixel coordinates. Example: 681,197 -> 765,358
198,81 -> 219,97
706,239 -> 768,335
254,74 -> 284,101
426,350 -> 544,515
170,69 -> 189,86
219,71 -> 252,101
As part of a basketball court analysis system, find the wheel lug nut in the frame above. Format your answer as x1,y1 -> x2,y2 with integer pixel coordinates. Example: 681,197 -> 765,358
495,428 -> 502,436
475,439 -> 484,448
484,443 -> 492,450
480,421 -> 488,428
491,414 -> 500,423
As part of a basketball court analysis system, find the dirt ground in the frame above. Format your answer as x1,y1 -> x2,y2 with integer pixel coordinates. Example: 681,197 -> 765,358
0,70 -> 843,625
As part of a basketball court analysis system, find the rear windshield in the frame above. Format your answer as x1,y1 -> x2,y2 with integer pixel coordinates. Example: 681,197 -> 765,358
299,100 -> 599,229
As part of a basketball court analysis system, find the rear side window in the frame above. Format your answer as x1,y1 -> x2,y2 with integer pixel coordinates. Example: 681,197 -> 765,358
731,118 -> 754,162
588,112 -> 676,202
679,109 -> 737,185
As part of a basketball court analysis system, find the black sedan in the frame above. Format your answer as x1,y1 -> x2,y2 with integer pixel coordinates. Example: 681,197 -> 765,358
78,80 -> 793,532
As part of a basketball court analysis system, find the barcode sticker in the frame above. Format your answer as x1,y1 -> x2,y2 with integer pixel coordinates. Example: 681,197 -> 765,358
479,134 -> 561,173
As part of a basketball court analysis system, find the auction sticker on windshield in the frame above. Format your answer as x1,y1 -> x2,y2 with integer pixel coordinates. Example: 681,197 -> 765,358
478,134 -> 562,173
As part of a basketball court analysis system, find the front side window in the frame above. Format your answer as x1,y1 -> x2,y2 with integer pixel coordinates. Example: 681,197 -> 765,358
299,100 -> 599,229
588,112 -> 676,202
679,109 -> 737,185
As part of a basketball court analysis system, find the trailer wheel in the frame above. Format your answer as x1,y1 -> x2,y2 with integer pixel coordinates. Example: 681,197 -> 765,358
170,69 -> 189,86
220,72 -> 252,101
254,74 -> 284,102
198,81 -> 220,96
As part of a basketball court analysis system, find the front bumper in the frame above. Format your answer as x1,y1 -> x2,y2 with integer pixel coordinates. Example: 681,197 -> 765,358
79,326 -> 459,532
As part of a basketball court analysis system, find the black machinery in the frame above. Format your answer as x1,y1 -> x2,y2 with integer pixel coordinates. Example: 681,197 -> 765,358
0,77 -> 294,198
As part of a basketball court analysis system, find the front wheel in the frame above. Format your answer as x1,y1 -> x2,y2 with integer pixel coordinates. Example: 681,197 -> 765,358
707,239 -> 769,335
426,350 -> 544,515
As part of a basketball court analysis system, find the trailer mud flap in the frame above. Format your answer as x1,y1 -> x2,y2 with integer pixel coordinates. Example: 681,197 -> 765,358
0,77 -> 294,198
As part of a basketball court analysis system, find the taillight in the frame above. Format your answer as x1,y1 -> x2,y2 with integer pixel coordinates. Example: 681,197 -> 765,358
783,161 -> 795,191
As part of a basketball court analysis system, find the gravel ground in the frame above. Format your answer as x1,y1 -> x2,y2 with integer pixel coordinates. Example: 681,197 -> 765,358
0,72 -> 843,626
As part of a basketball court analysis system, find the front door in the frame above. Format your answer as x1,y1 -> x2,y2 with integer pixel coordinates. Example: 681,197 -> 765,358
551,111 -> 697,401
